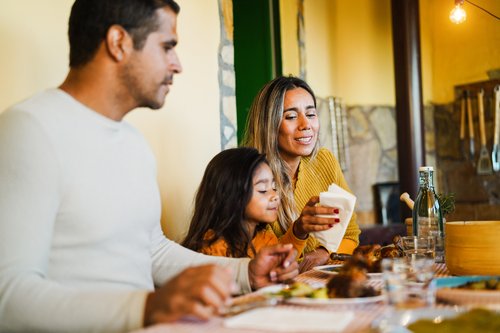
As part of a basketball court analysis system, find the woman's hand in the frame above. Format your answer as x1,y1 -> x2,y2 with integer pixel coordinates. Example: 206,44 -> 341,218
293,196 -> 340,239
298,247 -> 330,273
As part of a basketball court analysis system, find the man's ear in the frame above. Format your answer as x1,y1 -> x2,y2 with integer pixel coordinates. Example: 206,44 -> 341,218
105,25 -> 133,62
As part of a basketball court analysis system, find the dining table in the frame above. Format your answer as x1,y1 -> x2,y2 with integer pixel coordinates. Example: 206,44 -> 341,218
132,263 -> 456,333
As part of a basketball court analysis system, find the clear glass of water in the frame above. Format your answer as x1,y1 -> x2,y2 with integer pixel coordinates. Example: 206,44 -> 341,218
382,257 -> 436,309
433,233 -> 445,263
401,236 -> 435,260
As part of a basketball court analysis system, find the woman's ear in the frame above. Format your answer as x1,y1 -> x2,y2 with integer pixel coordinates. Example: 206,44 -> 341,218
105,25 -> 133,62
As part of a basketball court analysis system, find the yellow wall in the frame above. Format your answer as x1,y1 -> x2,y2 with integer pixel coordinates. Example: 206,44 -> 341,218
420,0 -> 500,104
281,0 -> 500,106
2,0 -> 498,240
331,0 -> 394,105
303,0 -> 336,97
419,0 -> 434,105
280,0 -> 300,77
128,0 -> 222,241
0,1 -> 72,108
280,0 -> 337,97
0,0 -> 222,241
280,0 -> 394,105
282,0 -> 500,106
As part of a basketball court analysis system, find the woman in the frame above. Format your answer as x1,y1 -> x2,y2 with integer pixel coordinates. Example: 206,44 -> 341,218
242,76 -> 361,271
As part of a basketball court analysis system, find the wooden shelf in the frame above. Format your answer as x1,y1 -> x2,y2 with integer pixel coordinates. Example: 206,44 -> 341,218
454,79 -> 500,100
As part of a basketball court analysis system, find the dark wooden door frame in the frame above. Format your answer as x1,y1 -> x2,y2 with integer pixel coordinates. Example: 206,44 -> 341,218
391,0 -> 426,220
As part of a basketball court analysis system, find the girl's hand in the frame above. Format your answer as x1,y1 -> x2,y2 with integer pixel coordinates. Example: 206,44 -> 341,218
248,244 -> 299,290
293,196 -> 340,239
298,247 -> 330,273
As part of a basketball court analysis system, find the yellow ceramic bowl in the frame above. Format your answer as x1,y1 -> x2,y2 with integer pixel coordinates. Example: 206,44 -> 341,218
445,221 -> 500,276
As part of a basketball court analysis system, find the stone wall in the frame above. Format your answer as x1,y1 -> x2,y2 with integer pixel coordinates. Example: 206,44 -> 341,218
218,0 -> 238,150
343,105 -> 398,225
434,102 -> 500,221
317,103 -> 400,225
336,102 -> 500,226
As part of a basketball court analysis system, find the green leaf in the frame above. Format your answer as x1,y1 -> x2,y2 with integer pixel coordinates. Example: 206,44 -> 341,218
437,193 -> 456,217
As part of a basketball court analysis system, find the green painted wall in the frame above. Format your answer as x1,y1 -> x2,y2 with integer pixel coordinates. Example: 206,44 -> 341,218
233,0 -> 282,143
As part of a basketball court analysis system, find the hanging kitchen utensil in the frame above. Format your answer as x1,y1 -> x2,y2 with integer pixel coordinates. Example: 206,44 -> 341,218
466,91 -> 475,166
476,89 -> 493,175
492,85 -> 500,172
459,91 -> 467,160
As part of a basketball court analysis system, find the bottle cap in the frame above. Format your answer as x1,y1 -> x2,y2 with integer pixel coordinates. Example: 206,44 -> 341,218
419,166 -> 434,172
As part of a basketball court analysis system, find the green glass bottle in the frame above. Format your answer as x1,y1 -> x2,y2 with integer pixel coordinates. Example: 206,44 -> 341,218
412,166 -> 445,263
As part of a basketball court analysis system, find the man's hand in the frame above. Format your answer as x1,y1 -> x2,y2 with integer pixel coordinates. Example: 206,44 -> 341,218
248,244 -> 298,290
293,196 -> 340,239
298,247 -> 330,273
143,264 -> 232,326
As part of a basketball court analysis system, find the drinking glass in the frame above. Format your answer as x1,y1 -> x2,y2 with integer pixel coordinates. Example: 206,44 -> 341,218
401,236 -> 435,260
382,257 -> 436,309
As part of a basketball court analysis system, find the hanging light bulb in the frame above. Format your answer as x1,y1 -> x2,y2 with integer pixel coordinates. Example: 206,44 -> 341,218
450,0 -> 466,24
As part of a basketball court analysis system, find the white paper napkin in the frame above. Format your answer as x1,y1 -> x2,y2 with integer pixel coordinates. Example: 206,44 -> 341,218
313,183 -> 356,252
223,307 -> 354,332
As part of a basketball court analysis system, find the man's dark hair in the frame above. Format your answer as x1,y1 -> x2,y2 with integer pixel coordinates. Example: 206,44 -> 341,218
68,0 -> 180,68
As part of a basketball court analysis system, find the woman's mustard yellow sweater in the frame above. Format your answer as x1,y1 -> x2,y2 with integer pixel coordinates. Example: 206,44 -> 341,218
271,148 -> 361,253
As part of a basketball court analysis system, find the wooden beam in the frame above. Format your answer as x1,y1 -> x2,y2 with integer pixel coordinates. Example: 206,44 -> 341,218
391,0 -> 425,220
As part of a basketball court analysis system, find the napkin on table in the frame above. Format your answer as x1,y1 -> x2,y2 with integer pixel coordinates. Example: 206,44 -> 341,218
313,183 -> 356,253
223,307 -> 354,332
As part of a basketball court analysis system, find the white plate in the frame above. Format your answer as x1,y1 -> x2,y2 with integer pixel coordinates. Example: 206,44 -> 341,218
435,276 -> 500,306
313,264 -> 383,279
256,284 -> 288,295
372,307 -> 463,333
437,288 -> 500,306
285,293 -> 385,306
259,283 -> 385,306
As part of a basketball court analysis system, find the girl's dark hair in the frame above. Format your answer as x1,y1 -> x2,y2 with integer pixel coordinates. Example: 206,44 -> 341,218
182,147 -> 268,257
68,0 -> 180,67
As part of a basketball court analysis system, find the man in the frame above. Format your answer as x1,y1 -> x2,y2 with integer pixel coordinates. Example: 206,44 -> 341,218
0,1 -> 298,332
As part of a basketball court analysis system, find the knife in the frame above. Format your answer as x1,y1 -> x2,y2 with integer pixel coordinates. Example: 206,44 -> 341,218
466,91 -> 475,166
476,89 -> 493,175
330,253 -> 352,261
493,85 -> 500,172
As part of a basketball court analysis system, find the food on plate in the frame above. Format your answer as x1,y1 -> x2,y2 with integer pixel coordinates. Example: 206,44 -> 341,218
351,236 -> 404,273
273,253 -> 387,300
407,308 -> 500,333
273,282 -> 328,299
327,254 -> 379,298
351,245 -> 382,273
456,278 -> 500,291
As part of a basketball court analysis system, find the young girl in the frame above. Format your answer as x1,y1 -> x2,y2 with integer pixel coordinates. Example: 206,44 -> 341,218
182,147 -> 308,258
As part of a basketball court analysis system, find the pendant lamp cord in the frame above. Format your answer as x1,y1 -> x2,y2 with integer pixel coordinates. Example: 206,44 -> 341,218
465,0 -> 500,20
